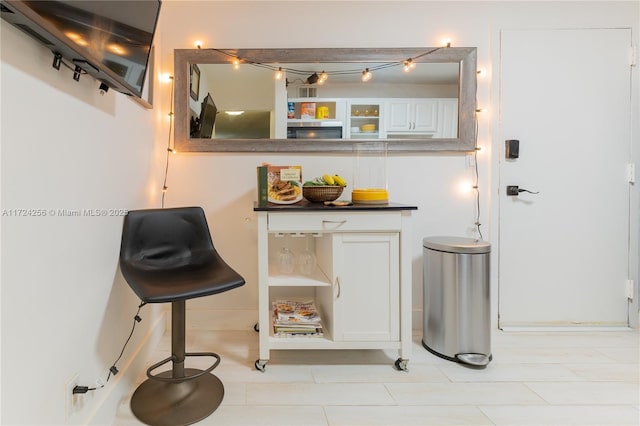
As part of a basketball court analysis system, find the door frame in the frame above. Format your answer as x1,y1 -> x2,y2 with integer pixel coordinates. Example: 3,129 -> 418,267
488,26 -> 639,329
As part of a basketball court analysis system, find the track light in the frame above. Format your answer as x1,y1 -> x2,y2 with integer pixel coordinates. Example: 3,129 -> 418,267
306,72 -> 319,84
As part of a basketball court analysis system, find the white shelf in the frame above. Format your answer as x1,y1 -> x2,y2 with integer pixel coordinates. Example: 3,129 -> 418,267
267,263 -> 331,287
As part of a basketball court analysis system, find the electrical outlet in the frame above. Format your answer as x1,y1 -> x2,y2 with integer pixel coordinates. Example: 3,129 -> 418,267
65,373 -> 79,420
466,153 -> 476,168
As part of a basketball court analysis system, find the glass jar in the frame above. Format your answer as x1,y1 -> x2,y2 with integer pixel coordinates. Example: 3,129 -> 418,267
352,141 -> 388,204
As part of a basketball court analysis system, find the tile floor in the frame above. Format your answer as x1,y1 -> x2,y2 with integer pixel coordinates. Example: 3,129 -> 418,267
114,329 -> 639,425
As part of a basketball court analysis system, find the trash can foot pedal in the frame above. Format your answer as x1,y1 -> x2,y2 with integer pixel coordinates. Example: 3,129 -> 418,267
456,353 -> 491,367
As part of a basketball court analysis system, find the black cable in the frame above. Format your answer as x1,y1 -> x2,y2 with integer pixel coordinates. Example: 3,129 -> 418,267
75,301 -> 147,393
161,76 -> 175,208
104,301 -> 146,384
207,47 -> 445,79
473,110 -> 483,240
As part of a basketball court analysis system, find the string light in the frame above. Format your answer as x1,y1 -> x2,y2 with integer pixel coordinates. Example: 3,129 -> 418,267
161,74 -> 176,208
194,40 -> 202,49
361,68 -> 372,82
275,67 -> 283,80
403,59 -> 416,72
206,47 -> 445,84
472,96 -> 483,240
160,73 -> 173,83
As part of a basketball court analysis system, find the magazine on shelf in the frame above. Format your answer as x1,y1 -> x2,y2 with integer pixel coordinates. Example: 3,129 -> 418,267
272,300 -> 324,336
274,326 -> 324,337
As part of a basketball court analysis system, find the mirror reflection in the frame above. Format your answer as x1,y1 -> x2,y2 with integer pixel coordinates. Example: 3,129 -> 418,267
174,48 -> 477,152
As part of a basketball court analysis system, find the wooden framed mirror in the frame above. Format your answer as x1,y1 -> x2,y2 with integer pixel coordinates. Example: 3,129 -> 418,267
174,47 -> 477,152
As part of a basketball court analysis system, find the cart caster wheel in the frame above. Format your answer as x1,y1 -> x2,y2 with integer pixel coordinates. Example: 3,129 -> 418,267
255,359 -> 268,372
394,358 -> 408,371
253,322 -> 259,332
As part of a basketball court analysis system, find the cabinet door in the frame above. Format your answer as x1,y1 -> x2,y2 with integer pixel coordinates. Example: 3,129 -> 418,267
386,101 -> 412,131
412,100 -> 438,132
386,100 -> 438,132
333,233 -> 399,341
436,99 -> 458,138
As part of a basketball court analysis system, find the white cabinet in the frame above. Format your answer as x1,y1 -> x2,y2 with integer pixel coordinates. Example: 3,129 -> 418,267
435,98 -> 458,138
386,100 -> 438,133
347,101 -> 383,139
385,99 -> 458,137
254,205 -> 416,372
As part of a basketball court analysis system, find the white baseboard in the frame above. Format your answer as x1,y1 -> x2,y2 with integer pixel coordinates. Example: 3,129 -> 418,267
499,325 -> 632,332
183,309 -> 422,332
184,309 -> 258,331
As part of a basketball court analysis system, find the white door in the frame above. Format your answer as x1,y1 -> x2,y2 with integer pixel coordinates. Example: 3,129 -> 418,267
333,233 -> 399,341
498,28 -> 632,328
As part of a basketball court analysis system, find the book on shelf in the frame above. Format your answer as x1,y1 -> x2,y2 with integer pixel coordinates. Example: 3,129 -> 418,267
267,165 -> 303,204
300,102 -> 316,120
272,299 -> 324,337
256,165 -> 268,207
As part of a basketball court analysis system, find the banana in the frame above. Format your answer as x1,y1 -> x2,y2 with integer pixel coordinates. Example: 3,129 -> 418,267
333,175 -> 347,187
322,174 -> 335,185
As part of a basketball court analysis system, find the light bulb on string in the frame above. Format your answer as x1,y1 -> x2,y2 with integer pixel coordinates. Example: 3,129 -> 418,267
403,59 -> 416,72
319,71 -> 328,83
233,58 -> 240,69
275,67 -> 283,80
361,68 -> 372,82
160,73 -> 173,83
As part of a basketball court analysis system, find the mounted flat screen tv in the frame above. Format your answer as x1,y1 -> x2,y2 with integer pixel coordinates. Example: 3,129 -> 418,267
192,93 -> 218,139
0,0 -> 161,100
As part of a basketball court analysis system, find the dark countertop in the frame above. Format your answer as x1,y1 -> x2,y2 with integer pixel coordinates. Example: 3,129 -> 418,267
253,200 -> 418,212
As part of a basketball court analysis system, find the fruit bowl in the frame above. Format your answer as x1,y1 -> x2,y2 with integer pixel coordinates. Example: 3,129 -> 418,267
303,185 -> 344,203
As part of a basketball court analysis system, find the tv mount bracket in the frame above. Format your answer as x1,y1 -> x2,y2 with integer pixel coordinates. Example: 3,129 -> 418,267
52,52 -> 62,70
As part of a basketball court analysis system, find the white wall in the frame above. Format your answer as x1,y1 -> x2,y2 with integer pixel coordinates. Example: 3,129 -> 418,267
156,0 -> 639,331
1,1 -> 637,424
0,20 -> 166,425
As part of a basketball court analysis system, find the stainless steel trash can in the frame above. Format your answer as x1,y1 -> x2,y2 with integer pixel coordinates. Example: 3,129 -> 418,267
422,236 -> 492,367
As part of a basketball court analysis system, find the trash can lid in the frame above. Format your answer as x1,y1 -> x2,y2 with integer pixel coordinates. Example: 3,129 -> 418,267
423,236 -> 491,254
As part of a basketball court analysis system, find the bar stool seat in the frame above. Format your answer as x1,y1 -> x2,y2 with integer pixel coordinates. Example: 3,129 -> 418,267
119,207 -> 245,426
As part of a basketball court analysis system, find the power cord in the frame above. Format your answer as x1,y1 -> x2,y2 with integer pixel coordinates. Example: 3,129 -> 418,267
161,76 -> 176,208
72,301 -> 146,394
473,114 -> 483,240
